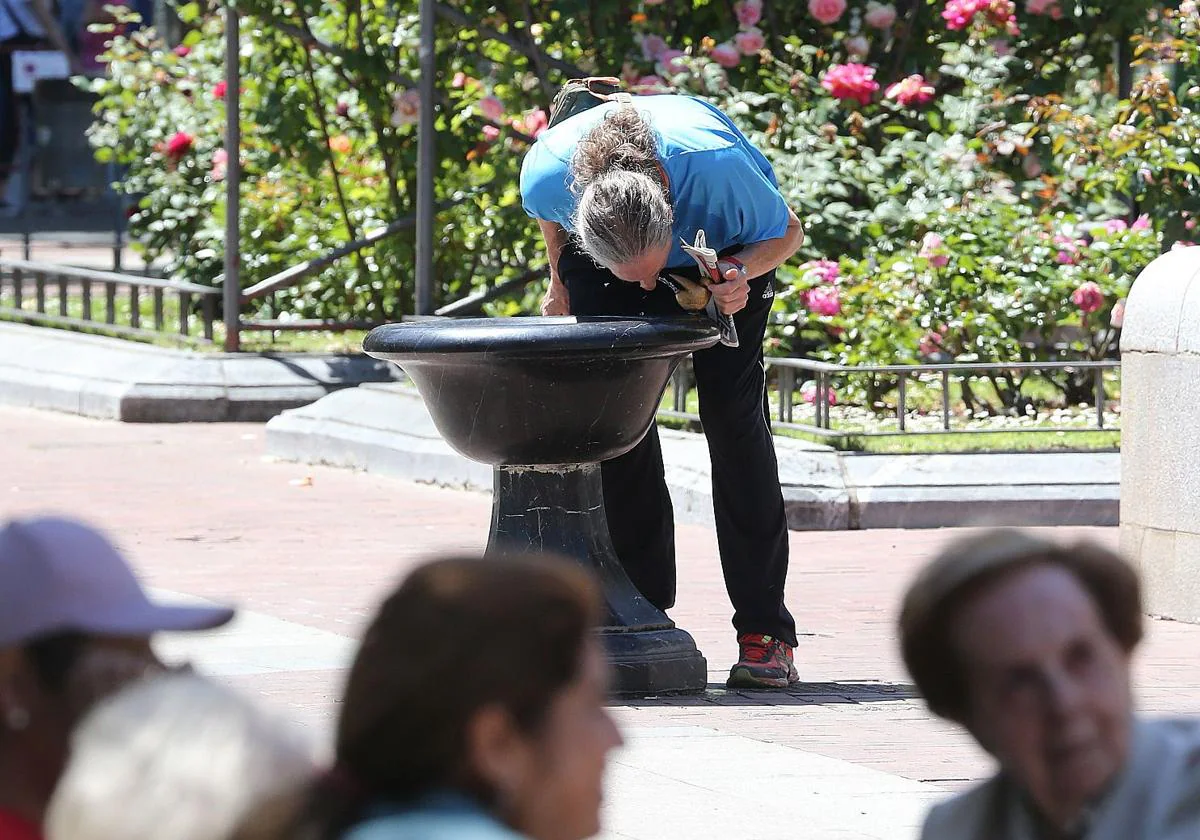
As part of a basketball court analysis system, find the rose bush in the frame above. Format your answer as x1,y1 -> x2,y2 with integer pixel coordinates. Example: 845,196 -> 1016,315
86,0 -> 1184,420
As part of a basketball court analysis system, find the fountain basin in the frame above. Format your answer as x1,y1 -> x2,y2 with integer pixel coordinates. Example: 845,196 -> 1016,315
362,316 -> 719,465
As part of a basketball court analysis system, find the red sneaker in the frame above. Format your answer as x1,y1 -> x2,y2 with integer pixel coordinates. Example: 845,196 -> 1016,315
727,633 -> 799,689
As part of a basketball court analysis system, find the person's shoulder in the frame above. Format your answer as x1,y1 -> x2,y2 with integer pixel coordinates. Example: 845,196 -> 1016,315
637,95 -> 739,154
1140,716 -> 1200,787
919,776 -> 1004,840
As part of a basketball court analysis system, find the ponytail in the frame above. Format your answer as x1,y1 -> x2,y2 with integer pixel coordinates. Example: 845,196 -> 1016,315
569,106 -> 673,269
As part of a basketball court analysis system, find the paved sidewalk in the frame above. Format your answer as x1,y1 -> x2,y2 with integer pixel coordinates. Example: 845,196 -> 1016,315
2,406 -> 1197,838
0,235 -> 152,272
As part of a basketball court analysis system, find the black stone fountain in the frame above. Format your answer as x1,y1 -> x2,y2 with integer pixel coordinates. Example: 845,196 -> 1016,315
362,315 -> 719,696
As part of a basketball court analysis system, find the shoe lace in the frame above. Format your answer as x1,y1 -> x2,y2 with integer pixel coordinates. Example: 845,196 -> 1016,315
739,634 -> 779,664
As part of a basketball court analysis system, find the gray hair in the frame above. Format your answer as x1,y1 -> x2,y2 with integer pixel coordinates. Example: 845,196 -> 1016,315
45,672 -> 314,840
570,106 -> 673,270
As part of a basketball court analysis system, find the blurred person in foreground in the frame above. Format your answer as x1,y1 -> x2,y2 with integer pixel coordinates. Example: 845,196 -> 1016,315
900,528 -> 1200,840
45,671 -> 314,840
0,516 -> 235,839
287,553 -> 624,840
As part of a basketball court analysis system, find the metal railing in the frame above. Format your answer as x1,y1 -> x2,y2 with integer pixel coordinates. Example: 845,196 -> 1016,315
0,259 -> 219,344
663,357 -> 1121,438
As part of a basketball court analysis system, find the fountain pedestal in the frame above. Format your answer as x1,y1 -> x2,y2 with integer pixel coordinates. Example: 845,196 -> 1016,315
363,316 -> 719,696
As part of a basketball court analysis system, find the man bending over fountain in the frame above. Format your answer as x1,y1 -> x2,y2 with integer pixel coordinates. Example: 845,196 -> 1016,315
520,89 -> 805,689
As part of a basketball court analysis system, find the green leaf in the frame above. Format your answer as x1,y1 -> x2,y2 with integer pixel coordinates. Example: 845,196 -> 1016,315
176,2 -> 201,24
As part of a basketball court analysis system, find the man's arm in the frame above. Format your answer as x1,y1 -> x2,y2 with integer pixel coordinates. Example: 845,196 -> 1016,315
725,205 -> 804,280
708,205 -> 804,316
537,217 -> 571,316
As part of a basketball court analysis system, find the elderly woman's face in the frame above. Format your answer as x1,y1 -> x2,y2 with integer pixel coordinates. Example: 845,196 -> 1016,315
952,564 -> 1133,828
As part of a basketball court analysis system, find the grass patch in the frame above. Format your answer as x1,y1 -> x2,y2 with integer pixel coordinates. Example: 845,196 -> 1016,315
774,427 -> 1120,454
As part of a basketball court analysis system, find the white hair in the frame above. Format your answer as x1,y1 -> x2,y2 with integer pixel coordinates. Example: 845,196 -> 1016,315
569,106 -> 673,270
45,672 -> 314,840
574,171 -> 674,269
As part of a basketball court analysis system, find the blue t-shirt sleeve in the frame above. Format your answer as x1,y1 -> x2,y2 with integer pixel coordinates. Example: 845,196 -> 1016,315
694,145 -> 789,245
519,143 -> 574,228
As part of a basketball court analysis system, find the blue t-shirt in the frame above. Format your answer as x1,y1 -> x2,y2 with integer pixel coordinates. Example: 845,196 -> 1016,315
343,792 -> 525,840
520,94 -> 789,269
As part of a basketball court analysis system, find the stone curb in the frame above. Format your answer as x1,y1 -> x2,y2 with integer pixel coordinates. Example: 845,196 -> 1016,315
264,383 -> 1120,532
0,322 -> 400,422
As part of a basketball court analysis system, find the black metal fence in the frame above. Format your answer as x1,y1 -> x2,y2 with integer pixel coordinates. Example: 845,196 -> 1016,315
0,258 -> 219,343
663,357 -> 1121,438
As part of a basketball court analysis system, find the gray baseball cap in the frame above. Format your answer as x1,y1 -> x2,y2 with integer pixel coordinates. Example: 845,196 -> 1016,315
0,516 -> 235,648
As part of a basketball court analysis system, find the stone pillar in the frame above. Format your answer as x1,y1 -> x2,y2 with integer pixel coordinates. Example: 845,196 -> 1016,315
1120,246 -> 1200,621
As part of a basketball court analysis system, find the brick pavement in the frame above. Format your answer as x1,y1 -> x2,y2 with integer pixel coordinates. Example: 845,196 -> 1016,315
3,405 -> 1199,794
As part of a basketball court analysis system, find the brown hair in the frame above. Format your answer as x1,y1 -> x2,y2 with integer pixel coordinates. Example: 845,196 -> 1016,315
290,553 -> 602,839
899,529 -> 1142,722
569,106 -> 662,192
569,106 -> 673,270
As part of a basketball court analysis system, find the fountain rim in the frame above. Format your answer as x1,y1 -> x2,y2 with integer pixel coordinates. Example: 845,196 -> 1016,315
363,315 -> 720,361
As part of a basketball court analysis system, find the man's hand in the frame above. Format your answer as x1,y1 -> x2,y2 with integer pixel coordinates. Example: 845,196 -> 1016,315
707,259 -> 750,315
541,276 -> 571,316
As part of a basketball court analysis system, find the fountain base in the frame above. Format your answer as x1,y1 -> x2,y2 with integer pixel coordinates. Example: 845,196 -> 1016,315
486,464 -> 707,696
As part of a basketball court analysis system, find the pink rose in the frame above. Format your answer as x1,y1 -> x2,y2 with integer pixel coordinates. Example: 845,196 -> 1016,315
1102,219 -> 1128,234
523,108 -> 549,138
808,0 -> 847,25
864,2 -> 897,29
804,285 -> 842,316
886,74 -> 935,107
656,48 -> 689,75
1186,217 -> 1197,231
1071,281 -> 1104,314
802,259 -> 840,284
482,124 -> 501,142
210,147 -> 228,181
941,0 -> 978,29
640,34 -> 669,61
820,62 -> 879,106
391,89 -> 420,126
1109,299 -> 1125,329
919,232 -> 950,267
164,131 -> 193,160
173,44 -> 191,57
918,330 -> 945,357
451,71 -> 469,88
710,42 -> 742,68
1053,235 -> 1083,265
801,381 -> 839,405
734,0 -> 763,27
733,27 -> 765,56
846,36 -> 870,59
942,0 -> 1016,31
989,37 -> 1014,57
478,95 -> 504,123
633,75 -> 667,92
1131,214 -> 1151,231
